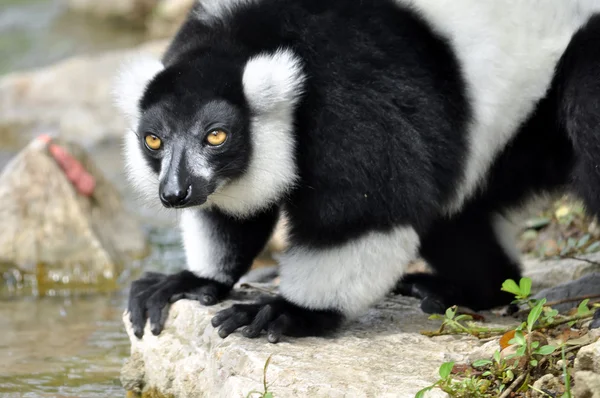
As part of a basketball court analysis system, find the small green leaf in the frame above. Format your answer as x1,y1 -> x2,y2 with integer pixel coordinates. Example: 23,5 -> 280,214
536,345 -> 557,356
493,350 -> 501,363
439,361 -> 454,379
530,359 -> 538,367
506,369 -> 514,380
501,279 -> 522,297
517,345 -> 527,356
577,299 -> 591,315
519,278 -> 532,297
264,393 -> 273,398
454,314 -> 473,322
415,387 -> 431,398
445,307 -> 456,320
528,298 -> 546,331
482,371 -> 492,377
472,359 -> 493,368
531,341 -> 540,349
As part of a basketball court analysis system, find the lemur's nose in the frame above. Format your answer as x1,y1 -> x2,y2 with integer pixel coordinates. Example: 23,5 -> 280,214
160,185 -> 192,208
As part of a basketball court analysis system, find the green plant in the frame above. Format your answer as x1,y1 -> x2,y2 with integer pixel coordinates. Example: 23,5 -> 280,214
501,277 -> 532,303
246,355 -> 274,398
416,276 -> 597,398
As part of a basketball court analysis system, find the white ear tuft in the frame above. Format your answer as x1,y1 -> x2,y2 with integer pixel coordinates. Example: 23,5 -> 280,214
242,48 -> 306,113
112,54 -> 165,125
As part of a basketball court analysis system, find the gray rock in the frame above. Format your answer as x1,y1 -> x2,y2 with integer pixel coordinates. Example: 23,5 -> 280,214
523,253 -> 600,292
531,374 -> 564,398
530,273 -> 600,313
120,287 -> 518,398
0,136 -> 148,286
573,338 -> 600,398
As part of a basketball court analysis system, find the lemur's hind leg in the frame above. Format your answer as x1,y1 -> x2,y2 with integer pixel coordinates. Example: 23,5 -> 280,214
559,14 -> 600,218
396,209 -> 521,314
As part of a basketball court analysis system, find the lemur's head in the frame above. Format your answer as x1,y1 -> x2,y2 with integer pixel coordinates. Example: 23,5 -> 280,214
113,48 -> 305,217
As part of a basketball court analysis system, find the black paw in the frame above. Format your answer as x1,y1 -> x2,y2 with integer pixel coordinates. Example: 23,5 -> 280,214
394,274 -> 455,314
127,270 -> 231,339
395,273 -> 516,314
211,296 -> 343,343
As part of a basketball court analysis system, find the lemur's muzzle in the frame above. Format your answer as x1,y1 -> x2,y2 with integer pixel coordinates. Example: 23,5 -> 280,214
158,145 -> 211,208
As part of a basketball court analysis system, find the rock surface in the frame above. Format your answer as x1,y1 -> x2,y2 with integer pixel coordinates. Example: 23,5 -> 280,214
531,272 -> 600,312
120,287 -> 516,398
0,136 -> 148,287
119,251 -> 600,398
574,338 -> 600,398
522,252 -> 600,292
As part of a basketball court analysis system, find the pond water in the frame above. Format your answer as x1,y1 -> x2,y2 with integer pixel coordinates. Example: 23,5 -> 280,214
0,0 -> 147,75
0,1 -> 173,397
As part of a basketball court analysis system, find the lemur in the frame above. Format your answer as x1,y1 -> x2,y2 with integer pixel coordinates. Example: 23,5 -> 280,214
113,0 -> 600,343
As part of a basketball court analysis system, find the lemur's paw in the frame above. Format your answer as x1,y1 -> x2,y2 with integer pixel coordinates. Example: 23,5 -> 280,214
211,296 -> 343,343
395,272 -> 516,314
127,270 -> 230,339
394,273 -> 462,314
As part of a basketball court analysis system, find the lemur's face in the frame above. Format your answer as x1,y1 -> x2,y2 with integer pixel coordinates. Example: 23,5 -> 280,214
136,62 -> 251,208
114,48 -> 305,217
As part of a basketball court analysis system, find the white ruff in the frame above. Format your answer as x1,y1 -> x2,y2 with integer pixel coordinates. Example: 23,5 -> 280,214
395,0 -> 600,214
206,48 -> 305,218
278,226 -> 420,317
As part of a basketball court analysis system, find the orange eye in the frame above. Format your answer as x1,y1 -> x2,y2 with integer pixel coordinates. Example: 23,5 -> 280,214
206,130 -> 228,146
145,134 -> 162,150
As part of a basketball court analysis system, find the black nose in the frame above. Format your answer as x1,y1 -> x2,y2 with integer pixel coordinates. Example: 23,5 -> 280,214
160,185 -> 192,208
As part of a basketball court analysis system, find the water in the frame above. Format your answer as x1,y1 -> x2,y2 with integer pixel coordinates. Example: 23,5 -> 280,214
0,0 -> 147,76
0,227 -> 187,397
0,1 -> 170,396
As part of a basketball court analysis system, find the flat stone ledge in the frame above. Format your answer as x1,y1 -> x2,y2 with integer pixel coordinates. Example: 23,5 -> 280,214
120,287 -> 515,398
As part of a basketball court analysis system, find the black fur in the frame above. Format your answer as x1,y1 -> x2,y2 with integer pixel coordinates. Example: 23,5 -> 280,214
124,0 -> 600,342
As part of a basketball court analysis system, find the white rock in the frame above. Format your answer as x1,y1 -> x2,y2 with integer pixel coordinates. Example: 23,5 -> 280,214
573,338 -> 600,398
120,288 -> 519,398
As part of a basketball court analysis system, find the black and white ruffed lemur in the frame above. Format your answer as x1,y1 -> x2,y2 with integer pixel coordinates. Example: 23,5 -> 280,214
113,0 -> 600,343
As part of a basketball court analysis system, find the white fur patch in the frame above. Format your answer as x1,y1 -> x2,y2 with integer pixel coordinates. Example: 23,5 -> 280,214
112,54 -> 165,204
112,54 -> 164,126
395,0 -> 600,214
278,226 -> 420,317
122,132 -> 160,205
194,0 -> 257,23
206,48 -> 305,217
179,209 -> 233,284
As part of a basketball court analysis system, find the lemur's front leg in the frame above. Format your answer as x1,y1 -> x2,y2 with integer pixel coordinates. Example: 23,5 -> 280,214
212,226 -> 420,342
128,206 -> 279,338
